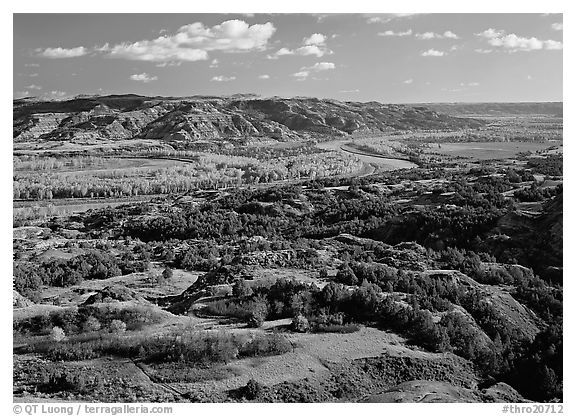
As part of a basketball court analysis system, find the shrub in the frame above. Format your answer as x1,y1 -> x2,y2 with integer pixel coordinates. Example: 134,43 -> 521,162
45,340 -> 101,361
45,370 -> 78,392
291,314 -> 310,333
242,379 -> 265,400
204,299 -> 251,320
239,332 -> 292,357
162,267 -> 173,280
39,368 -> 105,393
82,316 -> 101,333
246,296 -> 269,328
50,326 -> 66,342
313,323 -> 360,334
233,279 -> 253,298
335,263 -> 358,285
109,320 -> 126,334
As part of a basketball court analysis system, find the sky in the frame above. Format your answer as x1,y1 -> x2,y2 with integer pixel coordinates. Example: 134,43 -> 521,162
13,13 -> 563,103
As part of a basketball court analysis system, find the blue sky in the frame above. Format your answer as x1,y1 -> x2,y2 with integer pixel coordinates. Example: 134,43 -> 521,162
13,13 -> 563,103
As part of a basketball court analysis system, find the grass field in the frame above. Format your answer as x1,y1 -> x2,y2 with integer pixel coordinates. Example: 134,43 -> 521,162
425,141 -> 561,161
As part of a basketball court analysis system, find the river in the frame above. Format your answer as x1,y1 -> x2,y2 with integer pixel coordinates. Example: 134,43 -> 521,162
316,139 -> 418,171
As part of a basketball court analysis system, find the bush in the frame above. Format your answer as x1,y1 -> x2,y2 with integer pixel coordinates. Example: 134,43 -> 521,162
313,323 -> 360,334
162,267 -> 173,280
291,314 -> 310,333
44,370 -> 79,392
203,299 -> 251,320
82,316 -> 101,333
242,379 -> 265,400
233,279 -> 253,298
239,332 -> 292,357
335,263 -> 358,285
247,298 -> 269,328
51,326 -> 66,342
109,320 -> 126,334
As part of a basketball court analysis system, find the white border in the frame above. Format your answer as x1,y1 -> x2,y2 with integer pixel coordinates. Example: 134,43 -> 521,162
4,1 -> 571,414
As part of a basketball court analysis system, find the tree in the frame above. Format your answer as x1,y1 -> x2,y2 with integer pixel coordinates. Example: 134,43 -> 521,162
242,379 -> 264,400
51,326 -> 66,342
335,262 -> 358,285
247,296 -> 268,328
291,314 -> 310,333
162,267 -> 173,281
233,279 -> 253,298
82,316 -> 101,333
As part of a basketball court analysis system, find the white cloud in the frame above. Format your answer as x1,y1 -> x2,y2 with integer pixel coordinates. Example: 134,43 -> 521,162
44,90 -> 68,99
211,75 -> 236,82
544,40 -> 563,50
38,46 -> 87,58
474,48 -> 493,54
379,29 -> 458,40
416,32 -> 436,40
209,59 -> 219,68
103,19 -> 276,63
129,73 -> 158,83
293,71 -> 310,79
110,42 -> 208,63
28,73 -> 39,77
476,28 -> 562,52
378,29 -> 413,37
94,43 -> 111,52
155,61 -> 182,67
258,74 -> 270,79
14,91 -> 31,98
477,28 -> 505,39
268,32 -> 332,59
366,14 -> 419,24
292,61 -> 335,80
367,17 -> 386,24
460,82 -> 480,87
303,33 -> 327,46
526,75 -> 533,80
551,23 -> 563,31
339,89 -> 360,93
403,79 -> 413,84
415,31 -> 459,40
274,47 -> 294,57
421,49 -> 445,57
26,84 -> 42,90
295,45 -> 328,57
24,63 -> 39,67
269,44 -> 330,59
443,31 -> 459,39
309,62 -> 335,71
393,13 -> 419,18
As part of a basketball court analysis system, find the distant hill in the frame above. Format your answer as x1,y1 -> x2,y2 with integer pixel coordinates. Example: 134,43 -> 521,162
418,102 -> 563,117
13,95 -> 485,144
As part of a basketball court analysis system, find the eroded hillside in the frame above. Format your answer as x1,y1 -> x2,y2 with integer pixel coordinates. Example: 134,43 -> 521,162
14,95 -> 484,148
